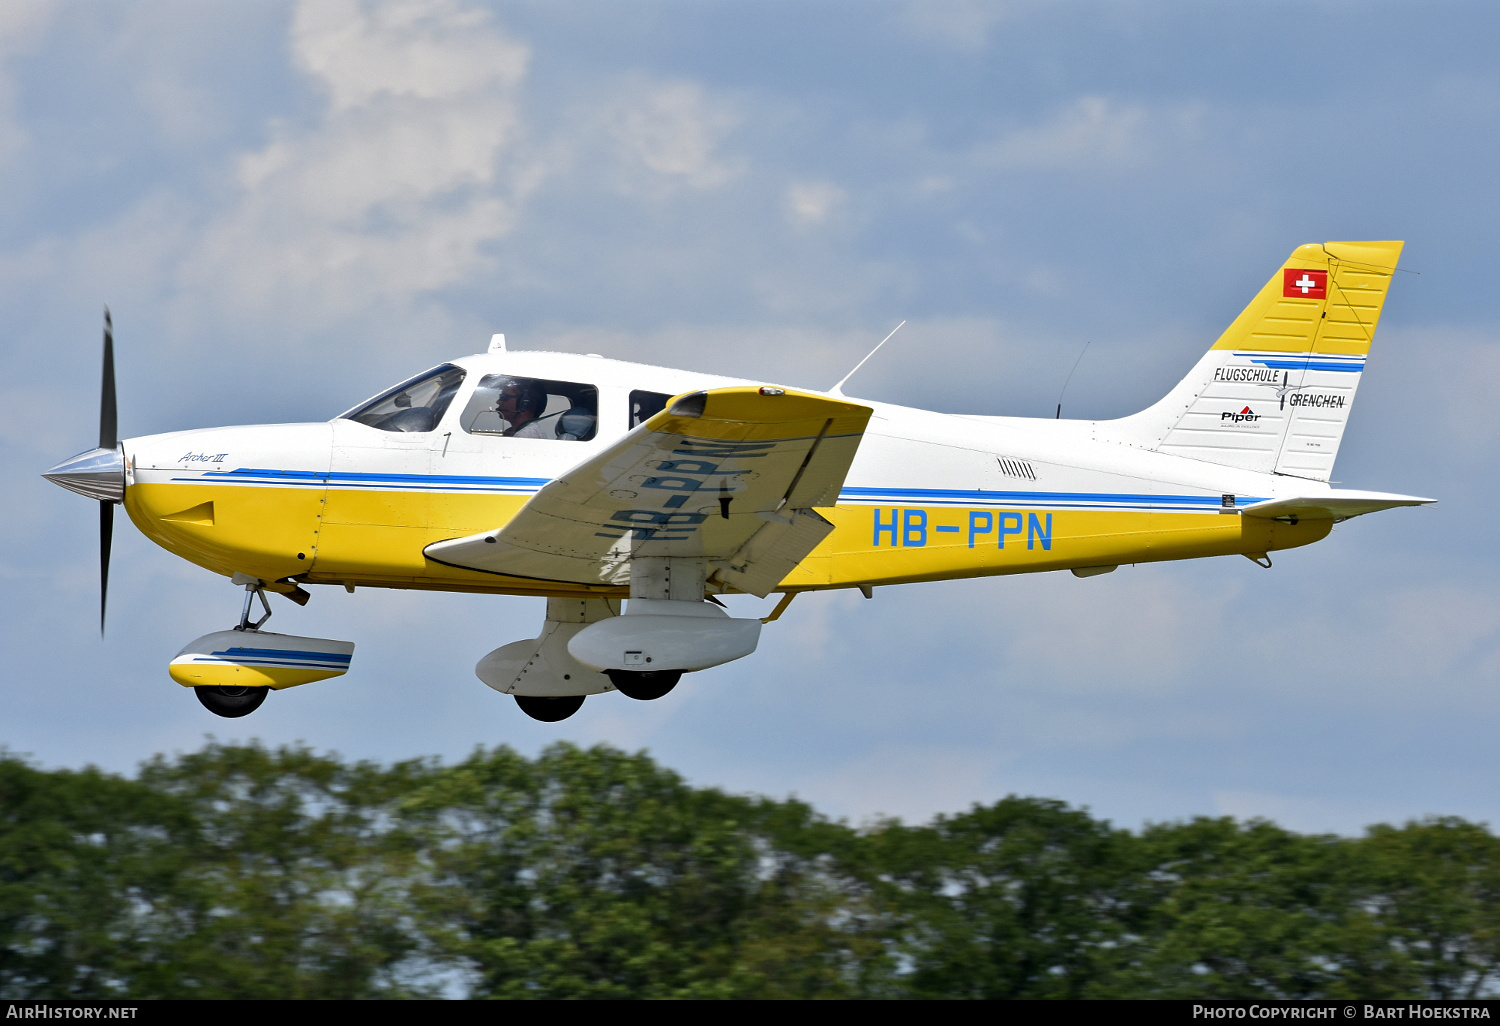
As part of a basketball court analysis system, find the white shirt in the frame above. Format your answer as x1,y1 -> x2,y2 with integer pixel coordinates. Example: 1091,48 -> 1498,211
508,416 -> 558,439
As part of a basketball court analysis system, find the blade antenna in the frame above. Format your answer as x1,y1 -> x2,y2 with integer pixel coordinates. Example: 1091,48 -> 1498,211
99,306 -> 116,634
830,320 -> 904,397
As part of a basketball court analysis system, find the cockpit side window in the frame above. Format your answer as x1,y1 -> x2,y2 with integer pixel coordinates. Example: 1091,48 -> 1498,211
460,375 -> 598,441
630,390 -> 673,428
340,365 -> 466,433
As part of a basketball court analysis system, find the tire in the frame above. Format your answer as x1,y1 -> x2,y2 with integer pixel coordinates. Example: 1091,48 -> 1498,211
194,685 -> 270,718
514,694 -> 585,722
606,669 -> 682,701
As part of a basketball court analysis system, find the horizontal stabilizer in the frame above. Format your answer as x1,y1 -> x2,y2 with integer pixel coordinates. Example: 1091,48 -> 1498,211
1240,490 -> 1434,521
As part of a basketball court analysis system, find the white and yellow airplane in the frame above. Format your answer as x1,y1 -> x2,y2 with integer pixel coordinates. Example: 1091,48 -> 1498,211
45,241 -> 1431,721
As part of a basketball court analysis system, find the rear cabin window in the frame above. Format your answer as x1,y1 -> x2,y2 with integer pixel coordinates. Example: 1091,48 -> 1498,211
630,390 -> 673,428
341,365 -> 466,433
460,375 -> 599,441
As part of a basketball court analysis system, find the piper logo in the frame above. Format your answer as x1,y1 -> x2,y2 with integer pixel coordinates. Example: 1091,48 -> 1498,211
1221,406 -> 1260,424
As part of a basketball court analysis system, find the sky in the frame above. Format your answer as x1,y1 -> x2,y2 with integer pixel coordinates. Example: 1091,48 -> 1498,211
4,0 -> 1499,835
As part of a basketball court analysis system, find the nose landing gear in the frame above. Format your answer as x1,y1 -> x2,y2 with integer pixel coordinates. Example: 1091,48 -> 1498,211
191,582 -> 275,718
235,580 -> 274,632
171,578 -> 355,718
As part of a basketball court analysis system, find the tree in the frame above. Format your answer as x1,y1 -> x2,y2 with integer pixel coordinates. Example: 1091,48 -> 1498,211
1350,818 -> 1500,999
408,742 -> 893,998
126,743 -> 436,998
0,756 -> 175,998
5,741 -> 1500,999
1116,817 -> 1355,998
868,796 -> 1140,999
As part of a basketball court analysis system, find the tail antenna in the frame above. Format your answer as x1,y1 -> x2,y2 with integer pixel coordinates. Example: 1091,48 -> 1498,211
830,320 -> 905,397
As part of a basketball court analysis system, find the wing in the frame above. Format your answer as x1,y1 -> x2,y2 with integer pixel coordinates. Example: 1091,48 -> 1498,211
1241,489 -> 1434,520
424,387 -> 872,596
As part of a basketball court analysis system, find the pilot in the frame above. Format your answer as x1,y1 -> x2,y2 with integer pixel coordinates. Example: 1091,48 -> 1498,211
493,378 -> 555,438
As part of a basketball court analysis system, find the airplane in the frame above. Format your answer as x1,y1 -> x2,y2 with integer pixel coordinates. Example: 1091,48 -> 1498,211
44,240 -> 1432,722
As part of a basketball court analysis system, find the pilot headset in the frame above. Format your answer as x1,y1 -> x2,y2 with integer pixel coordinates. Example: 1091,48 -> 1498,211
497,378 -> 546,415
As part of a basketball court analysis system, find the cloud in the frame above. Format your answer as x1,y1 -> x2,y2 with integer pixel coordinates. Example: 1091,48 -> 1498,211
893,0 -> 1015,53
784,180 -> 845,226
293,0 -> 526,112
980,96 -> 1159,172
0,0 -> 51,166
604,78 -> 739,190
182,0 -> 533,325
29,0 -> 752,351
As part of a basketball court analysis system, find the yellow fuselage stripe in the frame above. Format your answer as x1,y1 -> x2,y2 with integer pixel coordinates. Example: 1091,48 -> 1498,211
127,482 -> 1329,595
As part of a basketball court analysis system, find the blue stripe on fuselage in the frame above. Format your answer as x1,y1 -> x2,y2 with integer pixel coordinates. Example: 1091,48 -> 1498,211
165,468 -> 1262,514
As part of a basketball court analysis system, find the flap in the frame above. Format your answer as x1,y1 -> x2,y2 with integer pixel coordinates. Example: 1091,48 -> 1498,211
1241,489 -> 1434,521
712,508 -> 835,598
424,387 -> 871,593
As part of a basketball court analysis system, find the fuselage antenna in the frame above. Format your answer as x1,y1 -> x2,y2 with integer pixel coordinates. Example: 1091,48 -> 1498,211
1055,338 -> 1092,418
830,320 -> 905,397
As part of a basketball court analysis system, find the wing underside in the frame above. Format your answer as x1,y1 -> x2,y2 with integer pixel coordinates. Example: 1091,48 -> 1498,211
423,387 -> 872,596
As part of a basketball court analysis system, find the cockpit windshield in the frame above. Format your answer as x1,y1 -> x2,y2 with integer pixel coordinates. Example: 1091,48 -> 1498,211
340,365 -> 466,433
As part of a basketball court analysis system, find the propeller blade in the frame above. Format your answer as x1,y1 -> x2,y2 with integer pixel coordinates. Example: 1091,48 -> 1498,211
99,307 -> 117,634
100,307 -> 116,450
100,500 -> 113,635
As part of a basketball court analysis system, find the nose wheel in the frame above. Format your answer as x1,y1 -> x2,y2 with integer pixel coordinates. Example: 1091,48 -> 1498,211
195,685 -> 269,718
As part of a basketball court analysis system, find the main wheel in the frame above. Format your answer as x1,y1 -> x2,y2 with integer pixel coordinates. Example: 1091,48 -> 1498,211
195,685 -> 270,718
514,694 -> 585,722
606,669 -> 682,701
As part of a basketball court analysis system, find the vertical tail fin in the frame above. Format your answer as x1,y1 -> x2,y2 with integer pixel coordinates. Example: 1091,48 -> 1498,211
1100,241 -> 1404,480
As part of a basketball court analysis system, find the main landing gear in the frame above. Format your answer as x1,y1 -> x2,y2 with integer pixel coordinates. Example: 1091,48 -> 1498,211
508,670 -> 683,722
475,566 -> 763,723
607,669 -> 682,701
513,694 -> 586,722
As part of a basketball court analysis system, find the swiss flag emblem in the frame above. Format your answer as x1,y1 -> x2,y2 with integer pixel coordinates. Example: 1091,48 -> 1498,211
1283,268 -> 1328,299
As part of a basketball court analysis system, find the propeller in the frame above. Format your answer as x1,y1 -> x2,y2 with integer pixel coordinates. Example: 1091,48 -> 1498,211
41,308 -> 128,635
99,307 -> 116,635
